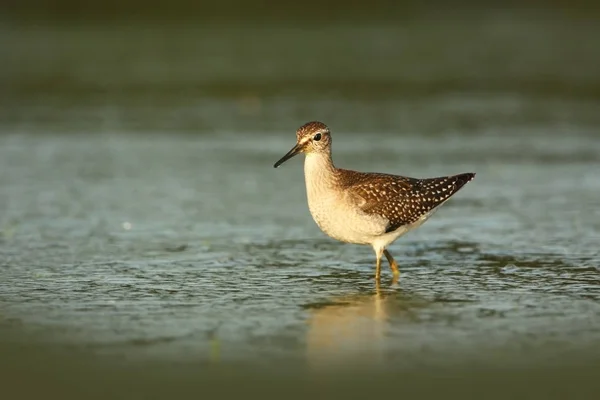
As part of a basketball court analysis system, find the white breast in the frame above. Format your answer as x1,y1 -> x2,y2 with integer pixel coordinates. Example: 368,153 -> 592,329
303,153 -> 387,245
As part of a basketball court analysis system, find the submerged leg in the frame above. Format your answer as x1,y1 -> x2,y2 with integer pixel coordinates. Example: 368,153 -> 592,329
374,246 -> 384,281
383,249 -> 400,277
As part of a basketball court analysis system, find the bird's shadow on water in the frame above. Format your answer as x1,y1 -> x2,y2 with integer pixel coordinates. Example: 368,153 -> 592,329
298,273 -> 445,370
298,265 -> 444,323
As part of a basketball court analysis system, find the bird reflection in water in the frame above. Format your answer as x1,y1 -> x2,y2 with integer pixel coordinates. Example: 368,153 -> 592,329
305,276 -> 399,370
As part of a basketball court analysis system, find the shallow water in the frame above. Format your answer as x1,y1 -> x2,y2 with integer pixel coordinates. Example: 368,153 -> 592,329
1,12 -> 600,392
1,129 -> 599,368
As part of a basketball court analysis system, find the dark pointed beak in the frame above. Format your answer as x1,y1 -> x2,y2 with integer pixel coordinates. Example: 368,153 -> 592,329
274,143 -> 303,168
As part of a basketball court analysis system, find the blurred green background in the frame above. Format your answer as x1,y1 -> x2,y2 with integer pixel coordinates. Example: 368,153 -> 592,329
3,0 -> 600,134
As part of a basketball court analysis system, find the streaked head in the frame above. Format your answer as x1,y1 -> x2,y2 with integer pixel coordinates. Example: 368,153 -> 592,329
274,121 -> 331,168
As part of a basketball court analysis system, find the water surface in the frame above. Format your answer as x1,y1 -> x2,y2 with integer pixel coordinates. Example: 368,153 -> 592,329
1,129 -> 599,366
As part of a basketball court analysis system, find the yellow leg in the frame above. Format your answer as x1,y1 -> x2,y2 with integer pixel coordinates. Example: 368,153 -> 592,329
374,247 -> 383,281
375,255 -> 381,281
383,249 -> 400,277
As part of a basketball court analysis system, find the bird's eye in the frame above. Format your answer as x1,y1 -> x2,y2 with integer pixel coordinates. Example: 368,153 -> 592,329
313,133 -> 322,141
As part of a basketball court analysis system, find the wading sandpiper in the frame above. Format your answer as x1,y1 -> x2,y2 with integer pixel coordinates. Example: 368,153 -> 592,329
274,121 -> 475,281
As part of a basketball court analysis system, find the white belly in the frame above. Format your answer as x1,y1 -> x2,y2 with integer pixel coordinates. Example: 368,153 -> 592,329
307,190 -> 385,245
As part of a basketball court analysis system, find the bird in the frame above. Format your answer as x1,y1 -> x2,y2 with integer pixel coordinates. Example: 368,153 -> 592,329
273,121 -> 475,281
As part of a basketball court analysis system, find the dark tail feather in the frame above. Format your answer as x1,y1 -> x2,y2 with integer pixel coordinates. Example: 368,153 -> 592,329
453,172 -> 476,191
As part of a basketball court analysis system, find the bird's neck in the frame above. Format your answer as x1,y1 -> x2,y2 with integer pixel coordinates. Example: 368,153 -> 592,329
304,151 -> 338,194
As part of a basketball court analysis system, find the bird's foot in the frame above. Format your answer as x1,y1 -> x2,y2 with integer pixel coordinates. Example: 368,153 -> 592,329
390,263 -> 400,277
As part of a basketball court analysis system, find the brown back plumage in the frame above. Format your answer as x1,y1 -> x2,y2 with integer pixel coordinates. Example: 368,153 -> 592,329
339,171 -> 475,233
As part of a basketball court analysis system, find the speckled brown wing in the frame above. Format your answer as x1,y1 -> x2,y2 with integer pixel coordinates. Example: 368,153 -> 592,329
340,170 -> 475,233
